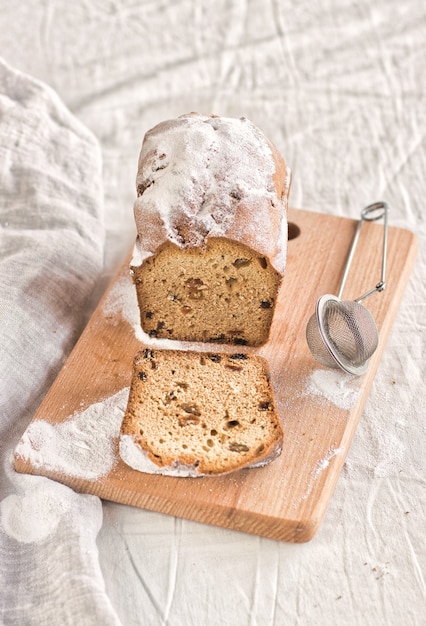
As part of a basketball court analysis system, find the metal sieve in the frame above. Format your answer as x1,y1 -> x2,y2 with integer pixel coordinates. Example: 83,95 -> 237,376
306,202 -> 389,375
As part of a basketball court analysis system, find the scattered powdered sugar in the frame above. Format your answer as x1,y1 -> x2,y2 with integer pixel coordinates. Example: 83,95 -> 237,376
1,446 -> 103,545
300,447 -> 345,501
305,369 -> 361,410
373,430 -> 405,478
0,482 -> 71,543
103,272 -> 145,341
14,387 -> 130,481
313,447 -> 345,478
352,409 -> 407,479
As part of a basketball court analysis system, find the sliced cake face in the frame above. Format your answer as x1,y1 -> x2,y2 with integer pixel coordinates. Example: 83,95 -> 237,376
120,348 -> 283,476
132,237 -> 282,346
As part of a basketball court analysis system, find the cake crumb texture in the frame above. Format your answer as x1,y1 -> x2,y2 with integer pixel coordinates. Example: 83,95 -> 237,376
132,237 -> 281,346
120,348 -> 283,476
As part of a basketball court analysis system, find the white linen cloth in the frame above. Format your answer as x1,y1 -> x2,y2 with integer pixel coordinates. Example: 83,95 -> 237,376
1,1 -> 425,624
0,59 -> 120,625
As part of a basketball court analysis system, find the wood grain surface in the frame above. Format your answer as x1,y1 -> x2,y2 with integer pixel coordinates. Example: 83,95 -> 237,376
14,207 -> 417,542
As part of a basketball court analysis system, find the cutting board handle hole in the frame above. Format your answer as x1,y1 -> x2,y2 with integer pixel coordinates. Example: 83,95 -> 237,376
288,222 -> 301,240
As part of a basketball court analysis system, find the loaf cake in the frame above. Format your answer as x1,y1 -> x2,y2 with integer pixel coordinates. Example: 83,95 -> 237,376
119,348 -> 283,476
131,112 -> 291,346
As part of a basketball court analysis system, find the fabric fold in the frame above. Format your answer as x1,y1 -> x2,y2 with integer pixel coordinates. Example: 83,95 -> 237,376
0,58 -> 120,625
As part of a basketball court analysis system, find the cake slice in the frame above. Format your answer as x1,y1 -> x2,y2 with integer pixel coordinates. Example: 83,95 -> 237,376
119,348 -> 283,477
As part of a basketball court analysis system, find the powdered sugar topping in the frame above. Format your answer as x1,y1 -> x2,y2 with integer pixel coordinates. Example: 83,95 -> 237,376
305,369 -> 361,410
133,113 -> 289,273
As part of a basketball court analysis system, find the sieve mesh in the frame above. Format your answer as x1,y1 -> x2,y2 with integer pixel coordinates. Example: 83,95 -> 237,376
305,202 -> 388,374
306,298 -> 379,371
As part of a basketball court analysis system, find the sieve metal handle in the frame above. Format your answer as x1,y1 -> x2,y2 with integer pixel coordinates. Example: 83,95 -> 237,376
337,201 -> 389,303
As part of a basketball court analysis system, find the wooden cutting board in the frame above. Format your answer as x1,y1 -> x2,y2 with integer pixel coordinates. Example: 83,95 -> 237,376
14,208 -> 417,542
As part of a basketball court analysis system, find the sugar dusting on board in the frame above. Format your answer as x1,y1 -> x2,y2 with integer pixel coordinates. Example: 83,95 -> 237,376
300,447 -> 345,502
14,387 -> 129,480
103,272 -> 144,341
305,368 -> 361,410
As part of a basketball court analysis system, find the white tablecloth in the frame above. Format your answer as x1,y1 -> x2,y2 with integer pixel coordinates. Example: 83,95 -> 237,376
1,1 -> 425,624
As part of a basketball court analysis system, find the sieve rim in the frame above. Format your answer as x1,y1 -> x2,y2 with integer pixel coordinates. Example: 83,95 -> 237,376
316,294 -> 370,376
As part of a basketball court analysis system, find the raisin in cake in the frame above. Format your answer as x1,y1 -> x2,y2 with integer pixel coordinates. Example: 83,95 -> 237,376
119,348 -> 283,477
131,112 -> 291,346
